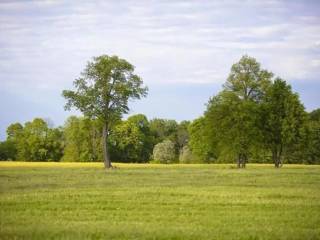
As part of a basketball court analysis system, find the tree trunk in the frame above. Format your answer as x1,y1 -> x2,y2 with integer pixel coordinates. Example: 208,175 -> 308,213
273,146 -> 283,168
272,150 -> 277,168
237,154 -> 241,168
278,145 -> 283,168
102,123 -> 112,169
272,149 -> 280,168
242,154 -> 247,168
276,154 -> 283,168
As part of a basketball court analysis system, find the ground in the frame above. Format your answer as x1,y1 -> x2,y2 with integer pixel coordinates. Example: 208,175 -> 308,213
0,162 -> 319,239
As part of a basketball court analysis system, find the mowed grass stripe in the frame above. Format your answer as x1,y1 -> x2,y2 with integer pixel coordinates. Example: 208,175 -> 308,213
0,163 -> 319,239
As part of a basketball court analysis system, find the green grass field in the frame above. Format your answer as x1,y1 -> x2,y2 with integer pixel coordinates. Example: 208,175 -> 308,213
0,162 -> 319,239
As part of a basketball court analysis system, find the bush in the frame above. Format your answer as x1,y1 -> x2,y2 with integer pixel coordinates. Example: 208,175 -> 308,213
0,140 -> 17,160
153,140 -> 176,164
179,145 -> 194,163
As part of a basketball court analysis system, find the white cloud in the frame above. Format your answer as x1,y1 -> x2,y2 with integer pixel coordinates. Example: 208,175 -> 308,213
311,59 -> 320,67
0,0 -> 319,90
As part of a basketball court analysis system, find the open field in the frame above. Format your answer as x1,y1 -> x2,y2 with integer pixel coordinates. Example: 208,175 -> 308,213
0,162 -> 320,239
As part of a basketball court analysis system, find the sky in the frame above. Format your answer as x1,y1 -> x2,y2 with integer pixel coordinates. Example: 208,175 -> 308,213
0,0 -> 320,140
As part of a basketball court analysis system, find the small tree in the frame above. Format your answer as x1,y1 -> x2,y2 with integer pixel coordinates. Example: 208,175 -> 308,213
109,115 -> 153,163
179,145 -> 194,164
188,117 -> 216,162
153,140 -> 176,164
0,141 -> 17,160
62,55 -> 147,168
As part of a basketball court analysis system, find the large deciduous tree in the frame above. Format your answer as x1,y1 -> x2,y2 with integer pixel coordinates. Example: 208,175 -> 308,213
62,55 -> 147,168
205,91 -> 260,167
205,55 -> 273,168
224,55 -> 273,102
261,78 -> 306,167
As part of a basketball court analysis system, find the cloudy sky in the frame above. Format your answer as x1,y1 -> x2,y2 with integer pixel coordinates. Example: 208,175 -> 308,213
0,0 -> 320,139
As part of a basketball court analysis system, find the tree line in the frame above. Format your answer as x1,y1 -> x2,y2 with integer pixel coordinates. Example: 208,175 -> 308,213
0,55 -> 319,167
0,115 -> 189,163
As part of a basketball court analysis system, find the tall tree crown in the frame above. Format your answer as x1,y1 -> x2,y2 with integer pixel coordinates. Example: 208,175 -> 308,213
224,55 -> 273,101
62,55 -> 148,123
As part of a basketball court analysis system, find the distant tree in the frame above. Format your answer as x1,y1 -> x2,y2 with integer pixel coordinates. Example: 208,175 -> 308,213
63,116 -> 102,162
0,140 -> 16,160
5,122 -> 23,160
109,114 -> 153,162
62,55 -> 147,168
309,108 -> 320,121
260,79 -> 306,167
188,117 -> 216,163
150,119 -> 178,144
284,122 -> 319,164
126,114 -> 153,162
127,114 -> 150,135
6,123 -> 24,141
45,127 -> 64,161
179,145 -> 195,164
5,119 -> 64,162
62,116 -> 82,161
304,119 -> 320,164
306,109 -> 320,164
205,91 -> 260,167
20,118 -> 49,161
202,56 -> 273,168
224,55 -> 273,102
153,140 -> 176,164
176,121 -> 190,149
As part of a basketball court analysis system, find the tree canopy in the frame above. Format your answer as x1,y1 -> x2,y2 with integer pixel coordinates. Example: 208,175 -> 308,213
1,55 -> 319,167
62,55 -> 148,168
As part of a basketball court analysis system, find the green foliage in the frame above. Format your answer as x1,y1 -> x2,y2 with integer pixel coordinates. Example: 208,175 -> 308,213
44,127 -> 64,161
6,123 -> 23,141
190,55 -> 312,167
285,109 -> 320,164
152,140 -> 176,164
261,79 -> 306,166
5,119 -> 64,162
109,114 -> 153,163
0,140 -> 17,160
224,55 -> 273,101
221,56 -> 272,167
205,91 -> 261,166
5,123 -> 23,160
1,55 -> 318,165
63,116 -> 102,162
149,118 -> 190,156
188,117 -> 216,162
309,108 -> 320,121
304,120 -> 320,164
176,120 -> 190,149
179,145 -> 196,163
21,118 -> 49,161
62,55 -> 148,122
62,55 -> 148,167
150,119 -> 178,144
199,55 -> 272,167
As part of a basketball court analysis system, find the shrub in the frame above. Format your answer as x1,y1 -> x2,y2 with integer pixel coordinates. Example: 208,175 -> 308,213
179,145 -> 194,164
153,140 -> 176,164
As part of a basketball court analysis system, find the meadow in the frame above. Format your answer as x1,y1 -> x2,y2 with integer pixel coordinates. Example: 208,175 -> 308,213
0,162 -> 319,239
